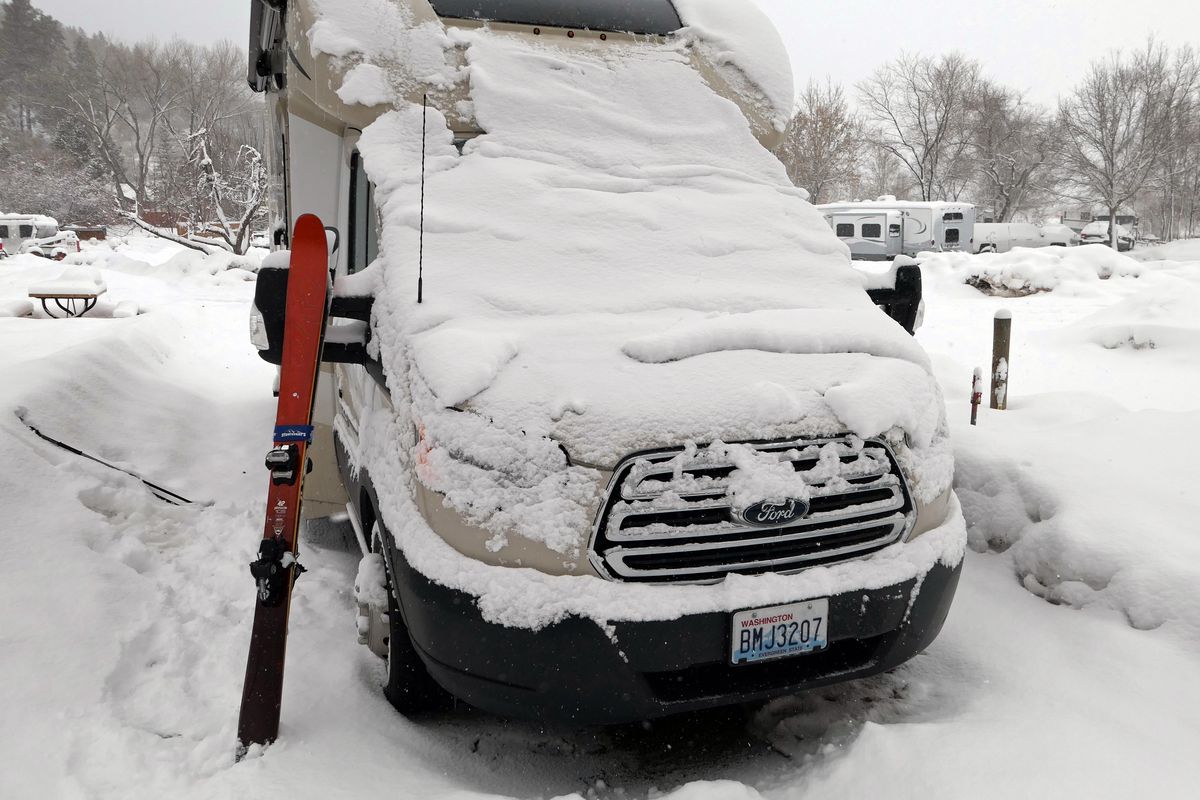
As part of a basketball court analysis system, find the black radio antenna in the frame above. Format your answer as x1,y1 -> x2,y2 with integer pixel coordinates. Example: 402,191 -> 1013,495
417,93 -> 427,304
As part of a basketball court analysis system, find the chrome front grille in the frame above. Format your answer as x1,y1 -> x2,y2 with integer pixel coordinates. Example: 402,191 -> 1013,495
589,437 -> 914,583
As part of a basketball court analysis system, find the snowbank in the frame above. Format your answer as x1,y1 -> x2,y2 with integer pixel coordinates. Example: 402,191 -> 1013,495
1130,237 -> 1200,263
956,406 -> 1200,641
0,240 -> 278,797
1064,274 -> 1200,351
917,247 -> 1200,645
921,245 -> 1144,295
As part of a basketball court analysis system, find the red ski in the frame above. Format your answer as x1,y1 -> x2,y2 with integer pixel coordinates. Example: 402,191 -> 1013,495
237,214 -> 330,750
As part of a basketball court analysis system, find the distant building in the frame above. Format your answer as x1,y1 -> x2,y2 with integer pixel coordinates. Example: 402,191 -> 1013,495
1059,210 -> 1093,234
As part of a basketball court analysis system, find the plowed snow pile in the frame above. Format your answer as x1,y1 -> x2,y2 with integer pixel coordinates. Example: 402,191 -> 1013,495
920,244 -> 1144,295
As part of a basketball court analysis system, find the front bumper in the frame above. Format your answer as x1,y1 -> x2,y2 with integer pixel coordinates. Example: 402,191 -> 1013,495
388,542 -> 963,724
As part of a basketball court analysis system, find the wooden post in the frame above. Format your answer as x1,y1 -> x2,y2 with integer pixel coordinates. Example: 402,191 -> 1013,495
991,310 -> 1011,410
971,367 -> 983,425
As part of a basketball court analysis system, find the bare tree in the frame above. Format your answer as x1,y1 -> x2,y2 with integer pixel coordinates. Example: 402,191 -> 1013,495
185,131 -> 268,253
60,41 -> 184,210
775,80 -> 861,203
846,141 -> 917,201
858,53 -> 981,201
106,42 -> 186,208
1143,46 -> 1200,240
58,37 -> 266,253
154,41 -> 266,253
1058,44 -> 1180,248
971,83 -> 1060,221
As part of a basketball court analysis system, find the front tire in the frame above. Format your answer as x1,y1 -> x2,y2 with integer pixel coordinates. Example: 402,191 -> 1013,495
374,523 -> 454,715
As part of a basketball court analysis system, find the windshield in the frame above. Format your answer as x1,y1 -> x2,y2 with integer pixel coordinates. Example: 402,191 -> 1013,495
428,0 -> 682,35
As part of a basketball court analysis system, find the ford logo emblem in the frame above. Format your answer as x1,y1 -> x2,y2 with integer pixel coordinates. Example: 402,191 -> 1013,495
737,499 -> 810,528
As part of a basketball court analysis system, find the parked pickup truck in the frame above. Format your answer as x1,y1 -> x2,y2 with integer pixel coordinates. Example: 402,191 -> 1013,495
1079,221 -> 1135,251
974,222 -> 1077,253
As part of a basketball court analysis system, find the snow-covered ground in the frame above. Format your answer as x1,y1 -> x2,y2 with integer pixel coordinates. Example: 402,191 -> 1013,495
2,238 -> 1199,799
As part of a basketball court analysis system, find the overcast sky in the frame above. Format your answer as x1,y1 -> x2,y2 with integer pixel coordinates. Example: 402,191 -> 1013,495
38,0 -> 1200,106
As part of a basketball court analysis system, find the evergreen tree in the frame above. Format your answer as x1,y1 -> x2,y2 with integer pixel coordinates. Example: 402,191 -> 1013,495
0,0 -> 65,131
52,36 -> 106,173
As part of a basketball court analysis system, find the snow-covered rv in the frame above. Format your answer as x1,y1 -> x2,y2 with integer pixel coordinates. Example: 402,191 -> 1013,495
247,0 -> 964,724
816,200 -> 976,260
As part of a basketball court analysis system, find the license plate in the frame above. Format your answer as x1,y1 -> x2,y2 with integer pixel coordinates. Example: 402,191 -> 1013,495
730,599 -> 829,665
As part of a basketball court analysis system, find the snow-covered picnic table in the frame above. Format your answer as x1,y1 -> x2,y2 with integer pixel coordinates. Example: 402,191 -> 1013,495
27,267 -> 108,318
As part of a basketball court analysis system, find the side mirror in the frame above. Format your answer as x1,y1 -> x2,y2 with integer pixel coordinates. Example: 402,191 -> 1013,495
252,256 -> 377,368
865,258 -> 923,335
322,294 -> 374,365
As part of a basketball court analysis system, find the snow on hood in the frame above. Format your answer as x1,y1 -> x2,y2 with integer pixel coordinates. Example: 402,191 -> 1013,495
621,308 -> 931,369
410,311 -> 942,468
409,324 -> 518,407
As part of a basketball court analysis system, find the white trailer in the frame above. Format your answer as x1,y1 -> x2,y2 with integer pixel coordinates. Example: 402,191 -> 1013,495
815,200 -> 976,260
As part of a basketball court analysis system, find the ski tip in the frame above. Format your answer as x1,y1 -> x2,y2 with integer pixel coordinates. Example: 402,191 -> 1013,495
293,214 -> 325,244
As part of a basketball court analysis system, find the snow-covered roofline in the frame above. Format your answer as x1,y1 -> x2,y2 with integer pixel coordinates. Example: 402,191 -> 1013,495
270,0 -> 793,148
0,213 -> 58,225
816,201 -> 976,212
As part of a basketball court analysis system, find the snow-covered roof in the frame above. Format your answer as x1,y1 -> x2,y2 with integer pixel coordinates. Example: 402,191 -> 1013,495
294,0 -> 793,146
0,213 -> 58,227
672,0 -> 795,131
817,200 -> 976,213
